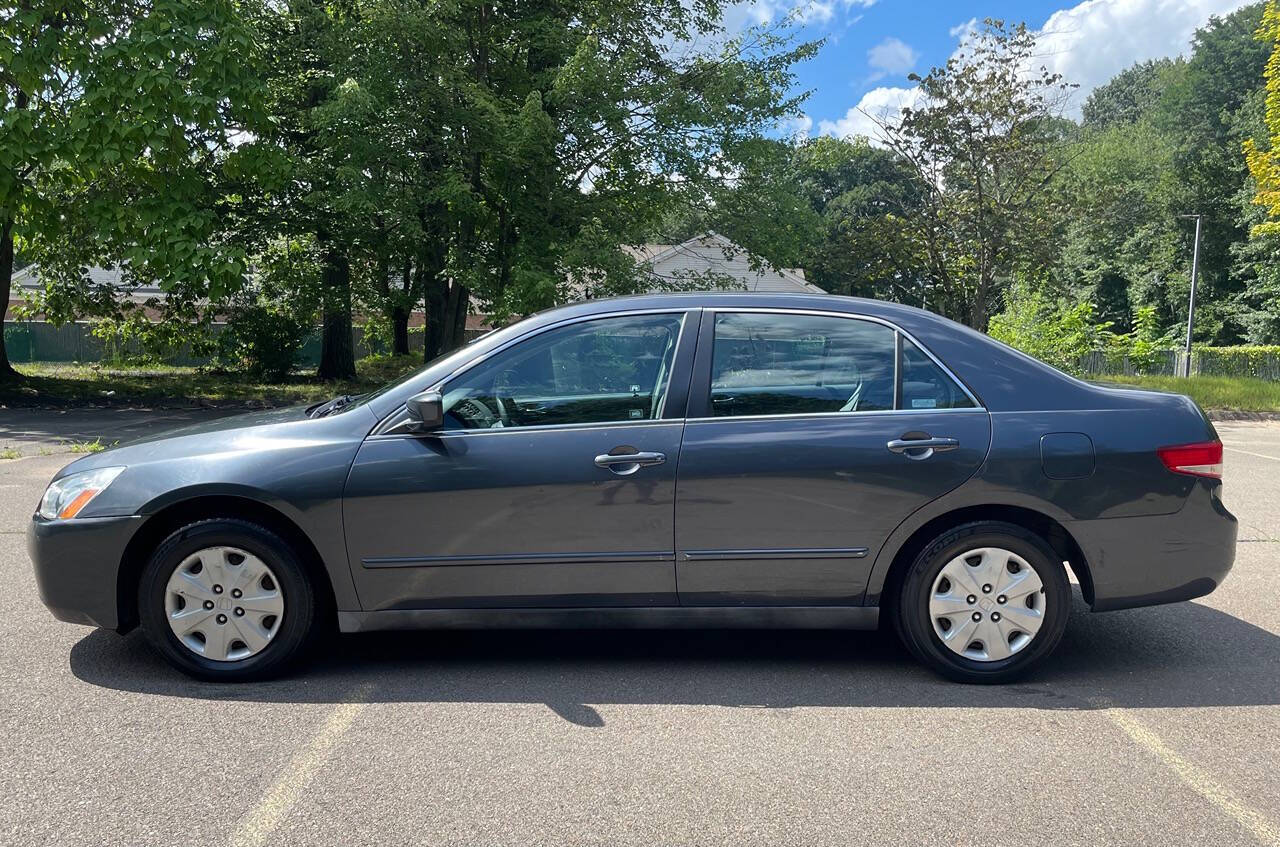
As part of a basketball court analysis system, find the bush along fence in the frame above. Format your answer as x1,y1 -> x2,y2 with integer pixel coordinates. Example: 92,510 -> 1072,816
1078,347 -> 1280,380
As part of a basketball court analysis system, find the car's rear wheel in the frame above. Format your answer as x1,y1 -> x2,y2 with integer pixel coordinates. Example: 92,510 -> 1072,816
896,521 -> 1070,684
138,519 -> 317,681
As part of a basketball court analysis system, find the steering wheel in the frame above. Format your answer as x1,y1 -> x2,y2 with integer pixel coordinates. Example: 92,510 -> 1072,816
452,397 -> 498,429
494,394 -> 513,427
493,369 -> 523,428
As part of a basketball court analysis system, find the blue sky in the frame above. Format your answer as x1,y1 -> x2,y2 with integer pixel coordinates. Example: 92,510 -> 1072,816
733,0 -> 1256,138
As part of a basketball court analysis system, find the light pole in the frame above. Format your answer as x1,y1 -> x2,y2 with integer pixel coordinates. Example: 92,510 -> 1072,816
1178,213 -> 1203,377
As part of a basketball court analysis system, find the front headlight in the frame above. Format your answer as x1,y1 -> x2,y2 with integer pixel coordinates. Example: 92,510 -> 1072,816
37,467 -> 125,520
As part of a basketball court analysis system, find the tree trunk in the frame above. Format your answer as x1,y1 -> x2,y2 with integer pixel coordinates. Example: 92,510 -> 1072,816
391,259 -> 411,356
0,218 -> 17,382
317,247 -> 356,380
392,304 -> 410,356
970,273 -> 991,332
444,282 -> 469,351
423,272 -> 448,361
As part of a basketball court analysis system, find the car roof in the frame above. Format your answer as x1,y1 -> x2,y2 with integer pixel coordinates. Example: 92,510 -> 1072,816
547,291 -> 912,317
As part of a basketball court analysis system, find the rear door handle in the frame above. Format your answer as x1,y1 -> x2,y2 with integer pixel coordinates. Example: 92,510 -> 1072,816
886,437 -> 959,458
594,451 -> 666,475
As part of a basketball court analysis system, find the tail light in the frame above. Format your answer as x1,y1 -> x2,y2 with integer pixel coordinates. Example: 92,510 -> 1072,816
1157,440 -> 1223,479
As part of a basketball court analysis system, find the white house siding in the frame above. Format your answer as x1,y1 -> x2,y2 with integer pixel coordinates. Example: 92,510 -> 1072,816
627,233 -> 824,295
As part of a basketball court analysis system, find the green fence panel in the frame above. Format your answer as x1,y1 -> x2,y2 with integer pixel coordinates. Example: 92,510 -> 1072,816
4,320 -> 435,367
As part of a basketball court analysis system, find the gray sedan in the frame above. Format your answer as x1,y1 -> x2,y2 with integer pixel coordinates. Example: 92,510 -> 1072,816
28,294 -> 1237,683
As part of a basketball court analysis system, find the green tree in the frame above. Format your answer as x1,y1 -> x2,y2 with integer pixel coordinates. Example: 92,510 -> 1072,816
1152,2 -> 1270,342
1082,59 -> 1180,130
1056,119 -> 1185,332
1245,0 -> 1280,233
788,136 -> 927,303
249,0 -> 816,368
650,135 -> 930,305
0,0 -> 266,381
872,19 -> 1075,330
988,281 -> 1114,374
437,1 -> 817,339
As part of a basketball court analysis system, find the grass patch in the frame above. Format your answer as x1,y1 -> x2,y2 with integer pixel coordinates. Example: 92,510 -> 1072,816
1092,374 -> 1280,412
0,354 -> 424,409
66,438 -> 108,453
0,448 -> 20,460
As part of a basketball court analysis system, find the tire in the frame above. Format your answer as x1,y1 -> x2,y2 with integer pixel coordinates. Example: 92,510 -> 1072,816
895,521 -> 1070,684
137,518 -> 318,681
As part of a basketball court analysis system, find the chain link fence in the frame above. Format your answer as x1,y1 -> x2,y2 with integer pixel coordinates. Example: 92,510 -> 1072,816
1078,349 -> 1280,380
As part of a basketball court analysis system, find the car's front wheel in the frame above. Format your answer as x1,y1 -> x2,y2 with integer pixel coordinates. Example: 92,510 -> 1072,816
896,521 -> 1070,684
137,518 -> 317,681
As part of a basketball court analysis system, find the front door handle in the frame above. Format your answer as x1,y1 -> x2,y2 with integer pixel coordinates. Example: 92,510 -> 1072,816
886,436 -> 959,460
594,451 -> 666,475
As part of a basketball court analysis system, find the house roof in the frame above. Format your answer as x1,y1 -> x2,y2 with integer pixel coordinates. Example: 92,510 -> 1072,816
624,232 -> 823,294
11,264 -> 165,301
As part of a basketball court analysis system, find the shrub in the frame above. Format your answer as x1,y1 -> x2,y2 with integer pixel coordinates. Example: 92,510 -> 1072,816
988,284 -> 1114,373
1107,306 -> 1180,375
215,297 -> 313,380
214,239 -> 321,380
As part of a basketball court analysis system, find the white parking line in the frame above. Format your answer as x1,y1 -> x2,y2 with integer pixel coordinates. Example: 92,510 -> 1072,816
1098,703 -> 1280,846
1223,446 -> 1280,462
231,683 -> 376,847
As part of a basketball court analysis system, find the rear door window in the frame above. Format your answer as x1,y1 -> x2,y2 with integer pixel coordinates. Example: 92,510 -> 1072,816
710,313 -> 896,416
708,312 -> 975,417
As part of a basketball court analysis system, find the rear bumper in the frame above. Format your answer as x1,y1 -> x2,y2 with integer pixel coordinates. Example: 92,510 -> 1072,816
1068,480 -> 1236,612
28,515 -> 141,630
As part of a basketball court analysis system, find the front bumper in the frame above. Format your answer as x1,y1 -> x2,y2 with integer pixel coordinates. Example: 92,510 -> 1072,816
1068,479 -> 1237,612
28,514 -> 142,630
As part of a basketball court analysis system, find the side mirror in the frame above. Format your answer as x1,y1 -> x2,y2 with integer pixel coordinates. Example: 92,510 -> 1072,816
405,391 -> 444,432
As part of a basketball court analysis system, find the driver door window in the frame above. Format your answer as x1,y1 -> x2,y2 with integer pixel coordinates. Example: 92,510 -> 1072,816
442,312 -> 686,429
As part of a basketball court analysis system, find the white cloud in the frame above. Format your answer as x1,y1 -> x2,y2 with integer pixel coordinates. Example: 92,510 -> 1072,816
867,36 -> 920,81
724,0 -> 872,32
724,0 -> 776,28
818,0 -> 1255,137
948,18 -> 978,39
796,0 -> 835,24
818,86 -> 925,141
784,113 -> 815,136
1034,0 -> 1254,114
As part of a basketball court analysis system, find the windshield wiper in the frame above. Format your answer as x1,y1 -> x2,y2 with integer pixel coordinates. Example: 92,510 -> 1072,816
308,394 -> 359,418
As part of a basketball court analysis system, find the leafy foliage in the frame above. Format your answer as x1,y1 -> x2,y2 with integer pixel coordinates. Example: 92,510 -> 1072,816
1245,1 -> 1280,235
1082,59 -> 1180,130
988,283 -> 1114,373
989,282 -> 1179,375
214,238 -> 322,380
10,0 -> 1280,385
872,20 -> 1075,330
1,0 -> 270,379
242,0 -> 818,374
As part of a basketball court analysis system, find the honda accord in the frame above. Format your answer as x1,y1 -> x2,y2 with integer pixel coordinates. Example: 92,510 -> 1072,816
29,293 -> 1237,683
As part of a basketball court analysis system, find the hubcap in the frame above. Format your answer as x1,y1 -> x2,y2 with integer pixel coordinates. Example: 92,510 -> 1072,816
164,546 -> 285,662
928,546 -> 1046,662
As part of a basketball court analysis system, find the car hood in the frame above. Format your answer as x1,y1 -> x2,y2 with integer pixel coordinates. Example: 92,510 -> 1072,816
55,405 -> 379,479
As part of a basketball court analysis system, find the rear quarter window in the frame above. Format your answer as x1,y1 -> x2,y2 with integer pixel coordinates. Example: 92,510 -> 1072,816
900,337 -> 976,410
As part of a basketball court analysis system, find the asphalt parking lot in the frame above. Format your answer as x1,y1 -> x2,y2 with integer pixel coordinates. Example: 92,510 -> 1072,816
1,412 -> 1278,846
